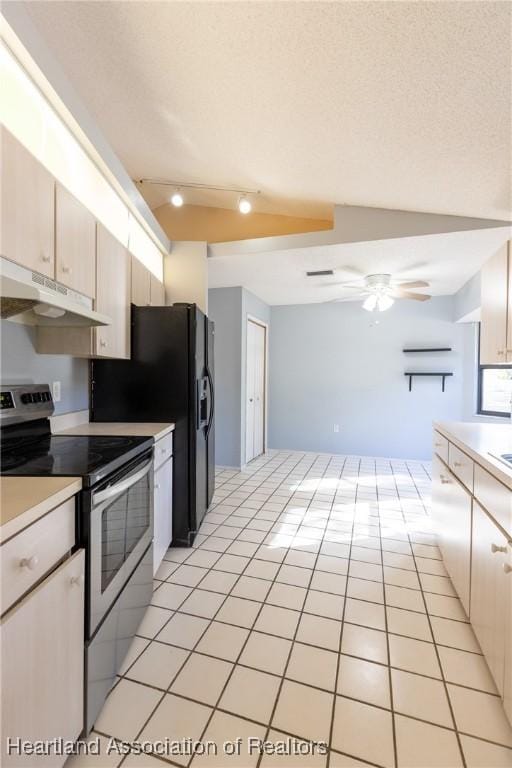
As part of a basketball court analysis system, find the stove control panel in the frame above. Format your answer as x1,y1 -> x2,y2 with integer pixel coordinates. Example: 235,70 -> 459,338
0,384 -> 54,425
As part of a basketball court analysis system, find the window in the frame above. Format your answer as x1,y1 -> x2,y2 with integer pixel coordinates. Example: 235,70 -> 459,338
478,366 -> 512,417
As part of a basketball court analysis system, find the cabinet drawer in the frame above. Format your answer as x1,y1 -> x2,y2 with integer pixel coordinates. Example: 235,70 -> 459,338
448,444 -> 474,493
433,431 -> 449,463
154,432 -> 173,470
474,464 -> 512,539
1,498 -> 75,614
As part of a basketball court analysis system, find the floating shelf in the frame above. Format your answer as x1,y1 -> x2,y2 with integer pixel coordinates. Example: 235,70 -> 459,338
402,347 -> 452,353
404,372 -> 453,392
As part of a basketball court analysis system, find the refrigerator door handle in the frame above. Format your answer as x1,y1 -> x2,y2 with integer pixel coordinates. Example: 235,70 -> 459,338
206,365 -> 215,438
197,377 -> 208,429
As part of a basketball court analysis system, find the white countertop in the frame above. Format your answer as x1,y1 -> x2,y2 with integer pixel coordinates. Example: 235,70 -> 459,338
434,420 -> 512,489
0,476 -> 82,543
55,422 -> 175,440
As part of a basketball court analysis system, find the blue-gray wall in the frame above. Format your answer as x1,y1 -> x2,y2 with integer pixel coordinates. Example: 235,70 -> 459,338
209,286 -> 270,467
268,297 -> 469,460
0,320 -> 89,414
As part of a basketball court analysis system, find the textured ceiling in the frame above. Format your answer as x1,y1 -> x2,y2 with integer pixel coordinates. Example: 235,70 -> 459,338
20,1 -> 512,220
208,227 -> 511,305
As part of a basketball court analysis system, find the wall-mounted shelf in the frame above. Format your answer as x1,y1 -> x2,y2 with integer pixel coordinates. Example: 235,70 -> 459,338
402,347 -> 452,353
404,372 -> 453,392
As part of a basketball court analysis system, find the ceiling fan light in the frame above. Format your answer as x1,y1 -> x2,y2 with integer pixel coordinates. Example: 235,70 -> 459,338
363,295 -> 378,312
377,295 -> 394,312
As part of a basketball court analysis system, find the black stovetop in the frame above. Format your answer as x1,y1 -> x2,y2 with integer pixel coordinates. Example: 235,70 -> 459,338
1,420 -> 153,488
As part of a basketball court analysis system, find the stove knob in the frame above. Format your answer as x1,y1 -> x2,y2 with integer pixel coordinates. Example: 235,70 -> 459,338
20,393 -> 32,404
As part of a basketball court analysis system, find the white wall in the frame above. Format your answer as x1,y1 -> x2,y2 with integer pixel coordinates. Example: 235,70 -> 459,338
268,296 -> 469,460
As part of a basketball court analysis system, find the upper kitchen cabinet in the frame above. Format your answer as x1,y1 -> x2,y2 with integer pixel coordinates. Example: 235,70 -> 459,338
131,254 -> 165,306
95,224 -> 131,358
150,273 -> 166,305
480,242 -> 511,364
55,183 -> 96,298
1,128 -> 55,278
131,254 -> 151,306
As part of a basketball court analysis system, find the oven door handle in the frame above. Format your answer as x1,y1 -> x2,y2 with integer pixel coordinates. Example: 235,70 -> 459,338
92,458 -> 153,506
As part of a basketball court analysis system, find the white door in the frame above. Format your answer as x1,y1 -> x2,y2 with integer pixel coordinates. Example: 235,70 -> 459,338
246,319 -> 266,463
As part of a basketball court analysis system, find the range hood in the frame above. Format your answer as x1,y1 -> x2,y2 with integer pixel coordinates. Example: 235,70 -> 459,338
0,257 -> 111,327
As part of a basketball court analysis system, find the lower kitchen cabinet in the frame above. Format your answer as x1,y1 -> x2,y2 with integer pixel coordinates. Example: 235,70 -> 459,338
471,501 -> 510,699
1,549 -> 85,767
153,456 -> 173,575
431,454 -> 472,614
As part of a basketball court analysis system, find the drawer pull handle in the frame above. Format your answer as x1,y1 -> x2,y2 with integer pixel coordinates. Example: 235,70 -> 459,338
20,555 -> 39,571
70,573 -> 84,587
440,475 -> 451,484
497,350 -> 505,356
491,543 -> 507,554
100,340 -> 107,348
435,443 -> 443,448
504,564 -> 512,574
453,461 -> 464,468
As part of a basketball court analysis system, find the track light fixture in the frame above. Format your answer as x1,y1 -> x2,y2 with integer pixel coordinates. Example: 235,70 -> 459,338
137,178 -> 260,214
170,190 -> 184,207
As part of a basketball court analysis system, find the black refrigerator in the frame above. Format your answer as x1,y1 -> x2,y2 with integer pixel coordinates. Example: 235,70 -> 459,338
90,303 -> 215,546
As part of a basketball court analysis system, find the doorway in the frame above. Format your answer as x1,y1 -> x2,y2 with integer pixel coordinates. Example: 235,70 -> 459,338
245,317 -> 267,463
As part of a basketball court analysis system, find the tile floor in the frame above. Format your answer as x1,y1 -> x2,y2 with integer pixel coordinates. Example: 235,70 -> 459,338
73,451 -> 512,768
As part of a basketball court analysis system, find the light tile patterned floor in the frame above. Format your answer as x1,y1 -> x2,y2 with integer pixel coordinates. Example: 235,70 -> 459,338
77,451 -> 512,768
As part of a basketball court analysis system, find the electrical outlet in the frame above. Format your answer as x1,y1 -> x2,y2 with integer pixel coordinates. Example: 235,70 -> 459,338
333,424 -> 340,433
52,381 -> 61,403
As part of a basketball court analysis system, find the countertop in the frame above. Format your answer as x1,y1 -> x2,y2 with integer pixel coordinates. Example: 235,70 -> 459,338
434,421 -> 512,489
55,422 -> 175,440
0,476 -> 82,543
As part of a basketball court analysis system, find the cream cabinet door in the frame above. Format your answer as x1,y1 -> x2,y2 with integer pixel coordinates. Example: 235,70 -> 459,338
95,224 -> 131,359
470,501 -> 509,695
480,244 -> 508,365
55,184 -> 96,298
1,128 -> 55,278
431,455 -> 472,615
1,550 -> 85,768
153,457 -> 173,575
150,274 -> 166,306
508,242 -> 512,364
504,542 -> 512,723
131,255 -> 151,306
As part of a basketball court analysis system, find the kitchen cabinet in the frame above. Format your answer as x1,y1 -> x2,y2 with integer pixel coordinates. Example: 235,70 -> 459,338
153,432 -> 173,574
480,242 -> 511,365
131,255 -> 165,306
432,454 -> 472,614
1,549 -> 85,767
37,224 -> 131,359
150,273 -> 166,306
55,183 -> 96,298
95,224 -> 131,358
1,127 -> 55,278
470,502 -> 510,697
154,456 -> 173,575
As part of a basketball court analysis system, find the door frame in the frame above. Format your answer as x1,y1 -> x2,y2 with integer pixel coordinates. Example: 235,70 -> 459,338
245,315 -> 269,464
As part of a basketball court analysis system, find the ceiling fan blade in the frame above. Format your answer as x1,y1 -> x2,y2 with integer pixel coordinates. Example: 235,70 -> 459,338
391,289 -> 431,301
319,281 -> 364,290
327,293 -> 368,303
395,280 -> 430,289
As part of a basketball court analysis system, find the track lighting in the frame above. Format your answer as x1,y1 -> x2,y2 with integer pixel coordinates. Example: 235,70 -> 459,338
171,190 -> 184,207
238,195 -> 252,215
138,178 -> 260,214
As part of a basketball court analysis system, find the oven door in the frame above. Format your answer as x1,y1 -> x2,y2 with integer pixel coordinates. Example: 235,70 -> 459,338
89,453 -> 153,635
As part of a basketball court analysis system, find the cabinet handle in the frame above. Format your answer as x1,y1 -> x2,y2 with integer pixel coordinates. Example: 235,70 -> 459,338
504,564 -> 512,574
453,461 -> 465,468
41,253 -> 51,263
70,573 -> 84,587
62,265 -> 72,274
100,339 -> 107,348
434,442 -> 443,448
160,447 -> 167,454
155,483 -> 160,490
440,475 -> 451,484
497,350 -> 505,356
491,543 -> 507,554
19,555 -> 39,571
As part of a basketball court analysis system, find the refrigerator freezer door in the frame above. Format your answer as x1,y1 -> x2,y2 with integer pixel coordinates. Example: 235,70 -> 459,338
206,318 -> 215,509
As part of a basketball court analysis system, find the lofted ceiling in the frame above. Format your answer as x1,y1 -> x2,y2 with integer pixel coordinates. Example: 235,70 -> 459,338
17,0 -> 512,221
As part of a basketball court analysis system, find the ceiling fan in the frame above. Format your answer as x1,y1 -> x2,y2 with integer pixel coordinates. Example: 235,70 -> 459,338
328,273 -> 432,312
